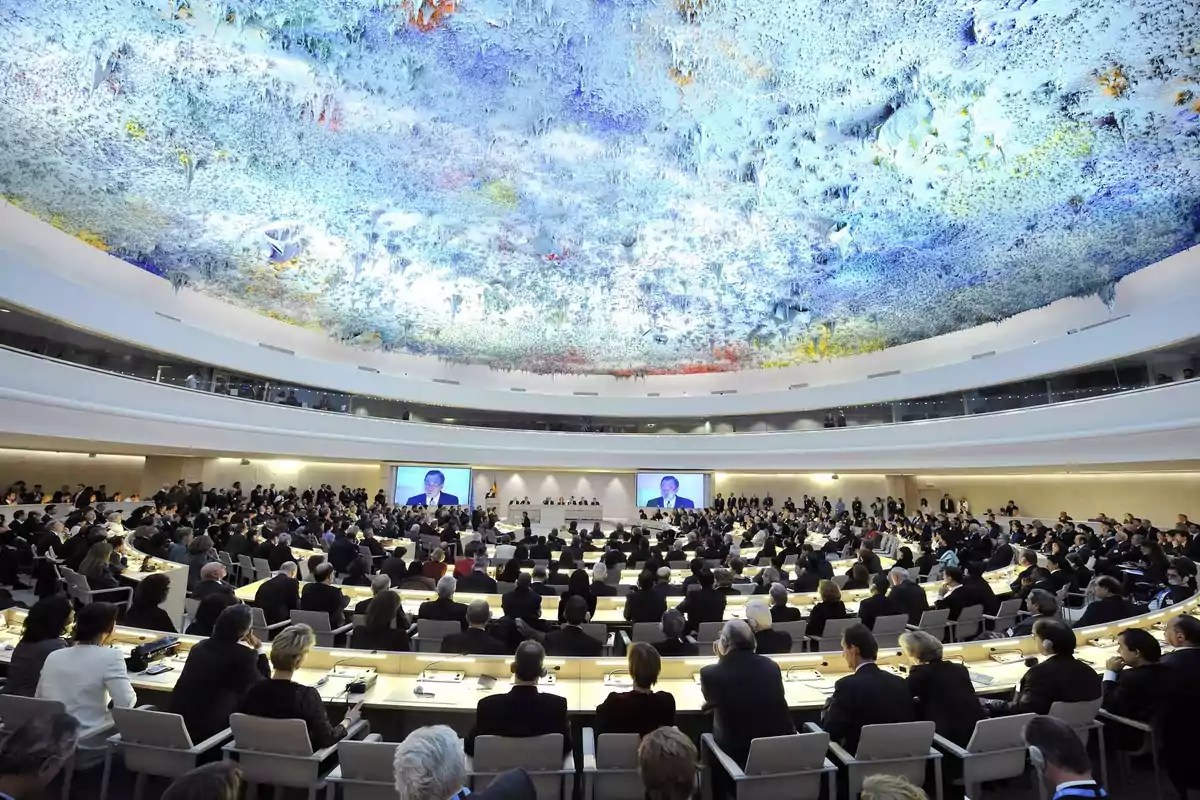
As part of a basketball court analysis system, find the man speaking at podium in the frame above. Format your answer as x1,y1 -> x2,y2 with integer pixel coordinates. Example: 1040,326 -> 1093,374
645,476 -> 695,509
406,470 -> 460,507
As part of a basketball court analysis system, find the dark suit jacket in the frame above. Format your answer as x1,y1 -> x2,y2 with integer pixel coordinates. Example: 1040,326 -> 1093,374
441,627 -> 510,655
417,597 -> 468,629
457,571 -> 499,594
700,650 -> 795,765
934,584 -> 984,621
908,659 -> 984,746
822,662 -> 916,752
857,593 -> 902,631
545,626 -> 604,657
300,581 -> 351,628
1162,647 -> 1200,776
1074,595 -> 1139,628
501,588 -> 542,622
595,690 -> 676,736
406,493 -> 459,507
646,497 -> 695,509
996,654 -> 1101,715
984,544 -> 1014,571
255,574 -> 301,625
466,685 -> 571,755
806,600 -> 848,638
350,625 -> 410,652
677,588 -> 726,633
771,604 -> 803,623
169,638 -> 270,742
654,637 -> 699,657
1102,662 -> 1171,726
754,629 -> 792,655
624,589 -> 667,624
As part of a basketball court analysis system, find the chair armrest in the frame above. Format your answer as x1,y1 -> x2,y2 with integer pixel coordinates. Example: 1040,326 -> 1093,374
825,739 -> 855,765
189,727 -> 235,755
932,733 -> 970,760
331,623 -> 355,635
312,719 -> 370,762
1097,709 -> 1152,733
362,733 -> 383,743
700,733 -> 746,780
263,620 -> 290,631
581,727 -> 597,769
802,722 -> 824,734
905,624 -> 921,630
91,586 -> 133,599
981,613 -> 1001,621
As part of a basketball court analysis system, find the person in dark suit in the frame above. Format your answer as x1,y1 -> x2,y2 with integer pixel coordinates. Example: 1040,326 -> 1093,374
901,629 -> 983,746
821,624 -> 916,753
417,575 -> 469,630
457,555 -> 499,594
1024,715 -> 1106,800
1101,627 -> 1171,750
983,535 -> 1015,571
590,563 -> 617,597
744,598 -> 792,655
933,566 -> 984,622
769,582 -> 802,623
644,476 -> 695,509
858,574 -> 902,631
544,596 -> 603,657
354,575 -> 395,617
123,573 -> 177,633
300,562 -> 352,629
379,547 -> 408,587
191,562 -> 237,605
596,642 -> 676,736
653,609 -> 699,657
1009,589 -> 1059,637
807,580 -> 849,638
404,470 -> 460,507
253,562 -> 300,625
625,570 -> 668,624
985,618 -> 1101,716
500,573 -> 543,624
1073,576 -> 1139,628
465,641 -> 571,755
441,600 -> 509,655
1163,615 -> 1200,796
350,591 -> 410,652
170,604 -> 270,742
700,620 -> 795,765
676,570 -> 726,634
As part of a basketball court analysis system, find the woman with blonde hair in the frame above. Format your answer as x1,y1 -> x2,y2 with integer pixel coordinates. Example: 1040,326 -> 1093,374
860,774 -> 928,800
78,541 -> 119,590
807,580 -> 848,638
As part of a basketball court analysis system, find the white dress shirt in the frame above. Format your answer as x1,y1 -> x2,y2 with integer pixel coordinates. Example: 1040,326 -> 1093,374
663,495 -> 676,509
37,644 -> 137,735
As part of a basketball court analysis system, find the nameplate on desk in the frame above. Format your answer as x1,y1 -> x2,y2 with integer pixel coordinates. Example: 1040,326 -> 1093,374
604,674 -> 634,688
968,671 -> 996,686
988,652 -> 1025,665
418,670 -> 465,683
783,670 -> 823,682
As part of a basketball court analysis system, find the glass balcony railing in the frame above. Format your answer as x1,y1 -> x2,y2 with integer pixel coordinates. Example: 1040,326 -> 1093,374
0,304 -> 1195,434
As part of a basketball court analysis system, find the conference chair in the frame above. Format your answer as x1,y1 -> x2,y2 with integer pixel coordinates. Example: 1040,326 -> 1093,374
467,734 -> 575,800
249,606 -> 290,642
237,555 -> 255,586
1048,699 -> 1108,790
217,551 -> 236,580
807,617 -> 858,652
907,567 -> 921,582
696,621 -> 724,648
907,608 -> 952,642
100,706 -> 233,800
580,622 -> 615,656
325,735 -> 398,800
497,581 -> 516,594
183,597 -> 200,630
949,604 -> 985,642
932,713 -> 1036,800
629,622 -> 666,645
63,568 -> 133,614
774,620 -> 808,652
0,694 -> 103,800
252,557 -> 273,583
580,729 -> 642,800
701,731 -> 836,800
806,720 -> 943,800
982,598 -> 1023,633
289,609 -> 354,648
604,567 -> 621,587
412,619 -> 462,652
869,614 -> 909,649
831,575 -> 849,590
1097,708 -> 1164,799
224,713 -> 370,800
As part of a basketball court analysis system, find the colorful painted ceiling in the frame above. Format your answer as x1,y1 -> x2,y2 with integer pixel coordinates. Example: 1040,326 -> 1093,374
1,0 -> 1199,374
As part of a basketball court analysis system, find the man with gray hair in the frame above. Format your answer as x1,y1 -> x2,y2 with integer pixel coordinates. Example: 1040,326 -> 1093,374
393,725 -> 535,800
255,561 -> 301,624
192,562 -> 236,604
417,575 -> 468,629
300,561 -> 352,632
355,574 -> 393,615
888,565 -> 930,625
769,582 -> 802,623
591,562 -> 616,596
440,600 -> 508,655
457,554 -> 498,594
699,619 -> 795,766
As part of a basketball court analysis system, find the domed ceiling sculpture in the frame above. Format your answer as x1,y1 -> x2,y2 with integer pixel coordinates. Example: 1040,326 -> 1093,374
1,0 -> 1198,374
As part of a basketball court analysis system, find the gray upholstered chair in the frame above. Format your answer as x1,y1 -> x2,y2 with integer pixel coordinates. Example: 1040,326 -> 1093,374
580,729 -> 642,800
466,734 -> 575,800
807,617 -> 858,652
933,713 -> 1036,800
906,608 -> 951,642
701,730 -> 835,800
869,614 -> 909,649
325,735 -> 399,800
411,619 -> 463,652
223,712 -> 370,800
807,719 -> 943,800
289,609 -> 354,647
100,705 -> 232,800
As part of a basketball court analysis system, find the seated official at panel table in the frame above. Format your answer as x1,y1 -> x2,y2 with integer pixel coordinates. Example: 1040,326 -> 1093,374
644,476 -> 695,509
404,470 -> 460,508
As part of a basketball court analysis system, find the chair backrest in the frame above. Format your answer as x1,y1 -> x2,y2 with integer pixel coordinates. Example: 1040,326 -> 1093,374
111,706 -> 205,777
854,721 -> 935,787
230,713 -> 314,756
338,739 -> 402,800
734,584 -> 755,595
773,620 -> 808,652
869,614 -> 910,648
916,608 -> 951,639
831,575 -> 849,589
812,617 -> 857,650
907,566 -> 920,582
631,623 -> 666,644
741,731 -> 830,800
238,554 -> 254,570
925,563 -> 943,582
605,568 -> 621,586
290,609 -> 333,633
961,714 -> 1039,786
473,734 -> 567,800
594,733 -> 643,800
416,619 -> 462,652
580,623 -> 608,646
696,621 -> 724,644
497,582 -> 516,595
0,695 -> 66,732
954,604 -> 985,640
218,551 -> 234,567
1049,699 -> 1103,744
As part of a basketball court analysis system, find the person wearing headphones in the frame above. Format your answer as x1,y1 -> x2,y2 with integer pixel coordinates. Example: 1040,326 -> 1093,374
1025,715 -> 1107,798
464,641 -> 571,756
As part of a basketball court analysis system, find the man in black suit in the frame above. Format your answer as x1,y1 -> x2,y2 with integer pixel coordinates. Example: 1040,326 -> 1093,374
440,600 -> 509,655
590,563 -> 617,597
769,582 -> 802,623
699,620 -> 795,765
465,641 -> 571,755
457,555 -> 499,594
983,535 -> 1014,571
821,624 -> 916,752
1101,628 -> 1171,750
1024,716 -> 1106,800
1163,615 -> 1200,796
300,562 -> 352,628
1072,576 -> 1138,628
254,561 -> 300,624
625,571 -> 668,623
379,546 -> 408,586
500,573 -> 543,624
192,562 -> 238,605
530,566 -> 556,597
887,567 -> 930,625
544,596 -> 603,657
404,470 -> 460,507
1009,549 -> 1040,594
418,575 -> 470,629
934,566 -> 984,622
676,570 -> 726,634
985,618 -> 1101,716
858,574 -> 902,630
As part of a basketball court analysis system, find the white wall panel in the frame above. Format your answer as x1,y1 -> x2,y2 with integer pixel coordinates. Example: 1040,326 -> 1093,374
3,348 -> 1200,471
